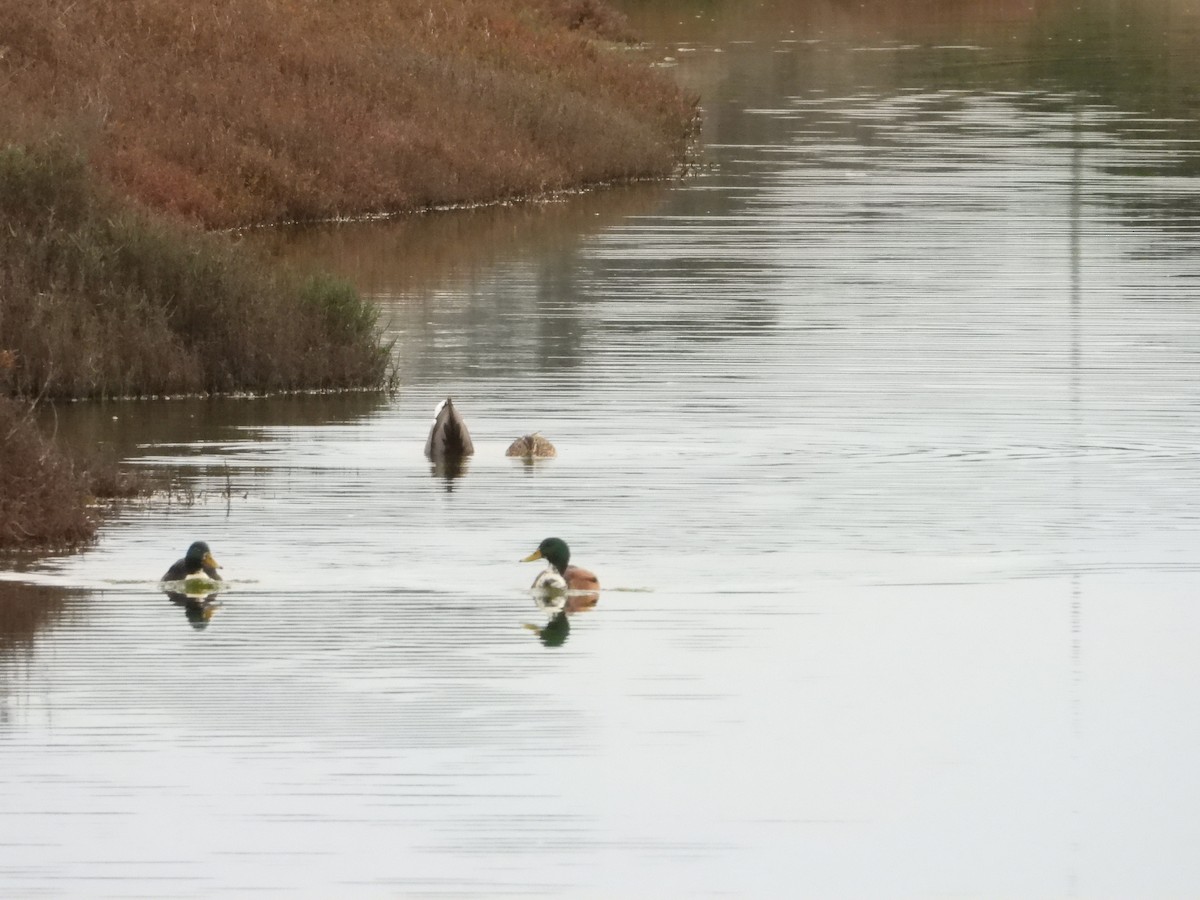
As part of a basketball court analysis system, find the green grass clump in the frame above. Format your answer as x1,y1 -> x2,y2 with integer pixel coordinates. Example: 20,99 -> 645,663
0,143 -> 391,399
300,275 -> 381,344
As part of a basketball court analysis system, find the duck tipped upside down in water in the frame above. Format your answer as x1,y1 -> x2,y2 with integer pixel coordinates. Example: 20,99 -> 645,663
425,398 -> 475,460
505,432 -> 556,458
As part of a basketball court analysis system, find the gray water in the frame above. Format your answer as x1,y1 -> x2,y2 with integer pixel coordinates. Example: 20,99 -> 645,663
5,2 -> 1200,895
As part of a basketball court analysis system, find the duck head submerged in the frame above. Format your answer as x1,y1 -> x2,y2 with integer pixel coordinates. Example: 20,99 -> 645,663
424,398 -> 475,460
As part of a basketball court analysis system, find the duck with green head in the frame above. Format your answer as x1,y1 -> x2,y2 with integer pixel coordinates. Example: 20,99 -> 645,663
162,541 -> 222,585
521,537 -> 599,592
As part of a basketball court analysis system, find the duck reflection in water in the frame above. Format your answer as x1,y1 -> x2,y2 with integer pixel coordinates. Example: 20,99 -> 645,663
429,455 -> 469,489
527,609 -> 570,647
525,591 -> 599,648
163,588 -> 222,630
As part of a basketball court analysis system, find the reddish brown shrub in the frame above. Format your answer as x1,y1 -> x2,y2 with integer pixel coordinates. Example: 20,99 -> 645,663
0,0 -> 696,229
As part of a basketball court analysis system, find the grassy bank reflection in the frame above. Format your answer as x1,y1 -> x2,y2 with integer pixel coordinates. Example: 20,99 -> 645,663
37,391 -> 389,466
625,0 -> 1200,143
0,581 -> 79,713
0,582 -> 73,656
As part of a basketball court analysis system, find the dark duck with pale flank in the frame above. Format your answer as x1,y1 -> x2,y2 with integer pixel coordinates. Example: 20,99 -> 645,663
162,541 -> 222,583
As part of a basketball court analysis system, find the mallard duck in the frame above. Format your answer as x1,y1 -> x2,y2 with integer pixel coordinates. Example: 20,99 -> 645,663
506,432 -> 557,458
162,541 -> 221,584
424,398 -> 474,459
521,537 -> 600,592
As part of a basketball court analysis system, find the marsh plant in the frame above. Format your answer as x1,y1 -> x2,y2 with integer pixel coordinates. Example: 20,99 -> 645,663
0,144 -> 391,399
0,396 -> 95,547
0,0 -> 695,228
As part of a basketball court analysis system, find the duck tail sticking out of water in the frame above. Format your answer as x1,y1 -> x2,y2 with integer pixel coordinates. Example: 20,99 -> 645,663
425,397 -> 475,459
506,432 -> 557,458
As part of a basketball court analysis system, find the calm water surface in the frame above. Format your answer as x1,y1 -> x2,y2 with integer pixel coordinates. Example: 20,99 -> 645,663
5,1 -> 1200,895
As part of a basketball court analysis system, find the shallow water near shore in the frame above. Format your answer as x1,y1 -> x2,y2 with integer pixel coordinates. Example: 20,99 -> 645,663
5,1 -> 1200,895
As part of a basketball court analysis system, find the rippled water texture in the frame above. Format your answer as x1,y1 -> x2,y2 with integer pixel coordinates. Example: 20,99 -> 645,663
5,2 -> 1200,895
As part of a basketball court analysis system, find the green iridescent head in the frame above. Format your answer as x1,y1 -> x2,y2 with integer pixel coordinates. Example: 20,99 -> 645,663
521,537 -> 571,575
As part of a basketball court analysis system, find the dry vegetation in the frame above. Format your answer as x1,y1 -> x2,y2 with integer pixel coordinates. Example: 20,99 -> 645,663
0,396 -> 96,547
0,143 -> 391,399
0,0 -> 696,228
0,387 -> 156,549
